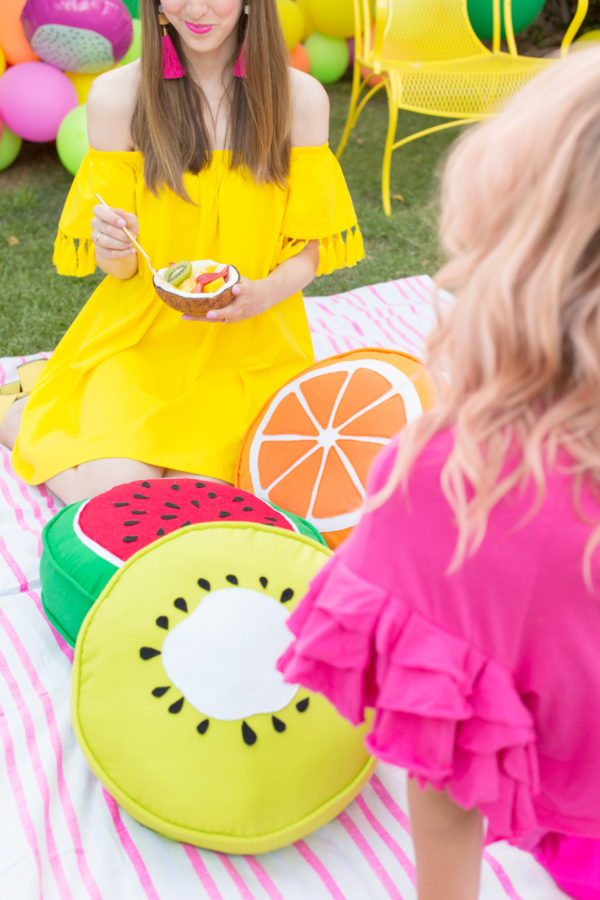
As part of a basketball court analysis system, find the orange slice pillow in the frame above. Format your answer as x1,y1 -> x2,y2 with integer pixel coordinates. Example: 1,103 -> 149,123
236,349 -> 436,548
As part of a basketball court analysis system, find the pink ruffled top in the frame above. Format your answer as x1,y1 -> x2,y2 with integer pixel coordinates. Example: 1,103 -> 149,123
278,429 -> 600,845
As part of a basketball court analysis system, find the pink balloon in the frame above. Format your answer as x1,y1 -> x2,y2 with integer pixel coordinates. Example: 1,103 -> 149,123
0,60 -> 77,141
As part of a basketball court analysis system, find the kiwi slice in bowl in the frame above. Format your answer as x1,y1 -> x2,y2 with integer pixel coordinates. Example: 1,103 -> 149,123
72,522 -> 375,853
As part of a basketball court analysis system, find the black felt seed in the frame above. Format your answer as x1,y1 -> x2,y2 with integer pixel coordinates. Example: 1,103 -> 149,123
232,496 -> 244,502
242,721 -> 257,745
140,647 -> 161,660
122,535 -> 138,543
156,528 -> 165,536
190,499 -> 200,508
161,514 -> 177,520
197,719 -> 209,735
296,698 -> 309,713
164,501 -> 180,509
265,516 -> 278,522
280,588 -> 294,603
242,506 -> 253,512
208,491 -> 217,499
259,576 -> 268,588
197,578 -> 211,591
226,574 -> 239,585
219,511 -> 231,518
133,493 -> 149,500
171,483 -> 180,490
113,501 -> 129,507
168,697 -> 184,714
156,616 -> 169,629
272,716 -> 286,733
141,481 -> 151,488
174,597 -> 188,612
152,686 -> 170,697
123,520 -> 140,527
195,482 -> 205,488
131,510 -> 147,515
180,521 -> 191,528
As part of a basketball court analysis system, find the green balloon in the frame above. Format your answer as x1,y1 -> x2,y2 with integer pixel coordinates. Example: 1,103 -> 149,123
0,123 -> 22,172
56,104 -> 89,177
119,18 -> 142,66
120,0 -> 139,16
305,31 -> 349,84
467,0 -> 546,40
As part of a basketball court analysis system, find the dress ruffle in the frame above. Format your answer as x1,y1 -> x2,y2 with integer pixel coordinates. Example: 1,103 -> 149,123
277,558 -> 541,842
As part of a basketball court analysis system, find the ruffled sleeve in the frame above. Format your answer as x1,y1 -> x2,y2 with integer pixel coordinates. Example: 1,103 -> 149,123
278,556 -> 541,842
52,149 -> 140,277
277,144 -> 365,276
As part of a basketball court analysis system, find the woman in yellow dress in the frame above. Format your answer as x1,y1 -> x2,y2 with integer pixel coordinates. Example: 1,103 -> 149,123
1,0 -> 363,504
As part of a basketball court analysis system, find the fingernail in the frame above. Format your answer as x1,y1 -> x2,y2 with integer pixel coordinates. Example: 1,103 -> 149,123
206,311 -> 217,319
117,218 -> 126,227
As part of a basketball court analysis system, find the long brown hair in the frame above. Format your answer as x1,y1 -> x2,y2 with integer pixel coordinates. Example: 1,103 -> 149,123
131,0 -> 291,198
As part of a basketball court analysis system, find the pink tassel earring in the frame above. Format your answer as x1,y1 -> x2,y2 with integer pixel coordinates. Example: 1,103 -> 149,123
158,7 -> 185,79
234,4 -> 250,78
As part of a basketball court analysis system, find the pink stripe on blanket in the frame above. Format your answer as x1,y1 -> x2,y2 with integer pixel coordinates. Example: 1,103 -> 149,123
242,856 -> 285,900
0,534 -> 30,593
217,854 -> 256,899
0,705 -> 44,899
483,850 -> 525,900
295,839 -> 346,900
182,845 -> 223,899
0,642 -> 73,899
338,809 -> 404,899
355,793 -> 416,884
102,789 -> 162,900
0,609 -> 100,898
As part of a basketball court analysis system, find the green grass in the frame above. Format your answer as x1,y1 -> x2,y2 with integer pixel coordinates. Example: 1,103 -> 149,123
0,77 -> 460,356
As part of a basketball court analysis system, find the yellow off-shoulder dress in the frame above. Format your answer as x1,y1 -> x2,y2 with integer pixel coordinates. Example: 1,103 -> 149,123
12,145 -> 364,485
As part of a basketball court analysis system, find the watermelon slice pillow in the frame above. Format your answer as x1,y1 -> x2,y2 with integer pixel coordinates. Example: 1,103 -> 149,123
41,478 -> 325,646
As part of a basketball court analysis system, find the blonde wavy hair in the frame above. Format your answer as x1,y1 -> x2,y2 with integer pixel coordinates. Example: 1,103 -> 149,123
380,46 -> 600,580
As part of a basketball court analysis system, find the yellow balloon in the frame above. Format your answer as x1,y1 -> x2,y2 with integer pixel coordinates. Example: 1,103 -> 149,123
306,0 -> 355,39
0,45 -> 5,77
66,71 -> 98,105
294,0 -> 316,42
576,29 -> 600,42
277,0 -> 304,51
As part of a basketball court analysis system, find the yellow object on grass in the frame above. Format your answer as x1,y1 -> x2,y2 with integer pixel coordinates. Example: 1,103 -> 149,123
72,522 -> 375,853
12,145 -> 363,486
338,0 -> 590,215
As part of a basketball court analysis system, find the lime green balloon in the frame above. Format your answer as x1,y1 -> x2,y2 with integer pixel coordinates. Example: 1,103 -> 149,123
119,18 -> 141,66
56,104 -> 89,177
467,0 -> 546,40
306,32 -> 349,84
576,29 -> 600,43
0,122 -> 22,171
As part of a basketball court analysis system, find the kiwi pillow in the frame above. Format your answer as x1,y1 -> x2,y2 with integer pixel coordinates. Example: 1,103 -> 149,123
72,521 -> 375,853
41,478 -> 325,646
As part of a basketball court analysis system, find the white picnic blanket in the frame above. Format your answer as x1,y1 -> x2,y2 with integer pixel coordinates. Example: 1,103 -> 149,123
0,277 -> 566,899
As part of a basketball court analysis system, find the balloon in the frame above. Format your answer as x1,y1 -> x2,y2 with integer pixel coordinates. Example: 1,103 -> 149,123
305,32 -> 349,84
467,0 -> 546,41
576,30 -> 600,43
306,0 -> 354,39
0,122 -> 22,170
66,70 -> 97,104
0,0 -> 38,64
56,103 -> 88,176
0,47 -> 5,77
289,43 -> 310,74
0,61 -> 78,142
118,17 -> 141,65
120,0 -> 139,15
293,0 -> 315,41
277,0 -> 304,51
20,0 -> 133,74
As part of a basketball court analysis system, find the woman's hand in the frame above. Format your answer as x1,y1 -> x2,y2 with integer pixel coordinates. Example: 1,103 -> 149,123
91,204 -> 139,280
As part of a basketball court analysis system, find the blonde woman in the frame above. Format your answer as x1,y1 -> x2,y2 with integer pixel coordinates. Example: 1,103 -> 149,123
1,0 -> 363,503
278,47 -> 600,900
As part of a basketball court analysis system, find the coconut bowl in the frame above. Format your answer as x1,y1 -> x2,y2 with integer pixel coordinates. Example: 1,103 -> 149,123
153,259 -> 240,316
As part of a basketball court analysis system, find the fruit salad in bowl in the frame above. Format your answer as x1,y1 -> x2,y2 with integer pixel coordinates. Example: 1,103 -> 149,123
153,259 -> 240,316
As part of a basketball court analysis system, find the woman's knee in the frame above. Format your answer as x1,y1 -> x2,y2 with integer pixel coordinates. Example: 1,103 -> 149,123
46,458 -> 164,505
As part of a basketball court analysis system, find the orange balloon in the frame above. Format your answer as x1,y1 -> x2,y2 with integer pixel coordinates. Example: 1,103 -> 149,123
0,0 -> 38,64
289,43 -> 310,74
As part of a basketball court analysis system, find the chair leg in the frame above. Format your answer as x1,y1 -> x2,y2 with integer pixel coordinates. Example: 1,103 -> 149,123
381,88 -> 399,216
336,61 -> 363,159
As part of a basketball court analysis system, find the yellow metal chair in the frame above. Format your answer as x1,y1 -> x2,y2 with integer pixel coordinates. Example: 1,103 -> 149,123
337,0 -> 589,215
